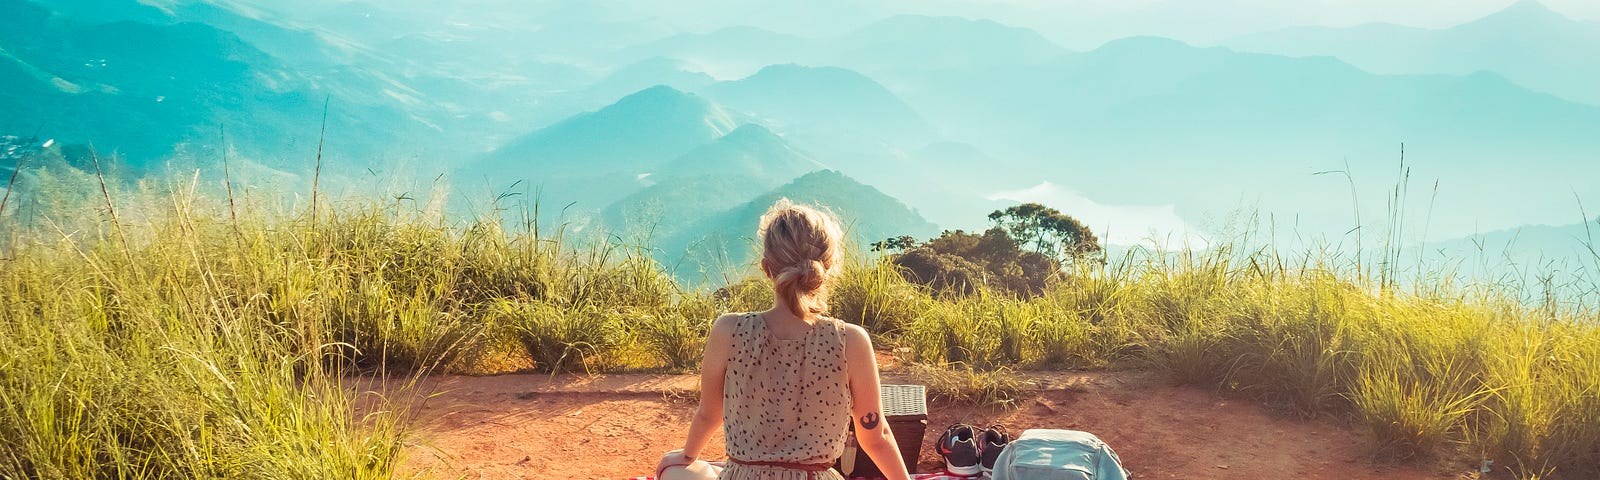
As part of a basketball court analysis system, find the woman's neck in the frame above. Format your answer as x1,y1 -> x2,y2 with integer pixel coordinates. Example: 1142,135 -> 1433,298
762,304 -> 814,326
760,306 -> 816,342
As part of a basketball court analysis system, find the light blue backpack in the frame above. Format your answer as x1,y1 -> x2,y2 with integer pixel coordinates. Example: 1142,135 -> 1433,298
990,430 -> 1129,480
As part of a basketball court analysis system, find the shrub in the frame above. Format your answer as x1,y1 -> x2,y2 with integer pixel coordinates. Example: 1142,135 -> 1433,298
908,363 -> 1028,409
328,277 -> 481,372
635,310 -> 712,372
830,261 -> 925,334
497,300 -> 623,373
888,228 -> 1060,297
714,276 -> 773,314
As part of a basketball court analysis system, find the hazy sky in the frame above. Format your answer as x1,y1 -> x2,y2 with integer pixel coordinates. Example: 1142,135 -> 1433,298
260,0 -> 1600,47
876,0 -> 1600,47
990,182 -> 1211,249
1009,0 -> 1600,27
608,0 -> 1600,49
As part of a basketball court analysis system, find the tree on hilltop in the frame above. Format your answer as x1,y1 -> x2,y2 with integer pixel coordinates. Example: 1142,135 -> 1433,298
874,202 -> 1101,297
987,203 -> 1101,261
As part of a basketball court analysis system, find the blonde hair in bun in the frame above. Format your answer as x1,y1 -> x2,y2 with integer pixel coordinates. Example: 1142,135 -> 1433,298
758,198 -> 844,319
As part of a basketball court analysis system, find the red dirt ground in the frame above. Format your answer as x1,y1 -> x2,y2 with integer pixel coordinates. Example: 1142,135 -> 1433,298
386,370 -> 1476,480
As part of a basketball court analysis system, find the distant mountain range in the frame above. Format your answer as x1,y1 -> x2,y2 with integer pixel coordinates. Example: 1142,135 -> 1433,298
459,83 -> 933,282
611,26 -> 812,78
1223,0 -> 1600,106
607,14 -> 1071,84
476,86 -> 741,179
602,123 -> 825,241
1420,216 -> 1600,287
0,0 -> 434,169
699,64 -> 939,148
7,0 -> 1599,281
659,170 -> 940,282
885,34 -> 1600,239
654,123 -> 823,181
830,14 -> 1068,76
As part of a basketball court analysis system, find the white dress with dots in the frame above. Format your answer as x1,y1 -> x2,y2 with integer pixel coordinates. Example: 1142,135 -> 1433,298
719,313 -> 851,480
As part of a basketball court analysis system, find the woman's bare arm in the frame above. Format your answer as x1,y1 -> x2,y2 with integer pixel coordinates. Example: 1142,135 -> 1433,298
844,324 -> 911,480
680,314 -> 738,458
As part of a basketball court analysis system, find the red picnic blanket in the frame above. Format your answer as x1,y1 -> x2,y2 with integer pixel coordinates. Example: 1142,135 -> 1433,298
631,472 -> 978,480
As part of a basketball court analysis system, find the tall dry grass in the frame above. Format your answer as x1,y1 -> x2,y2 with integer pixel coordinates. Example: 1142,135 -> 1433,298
3,164 -> 1598,479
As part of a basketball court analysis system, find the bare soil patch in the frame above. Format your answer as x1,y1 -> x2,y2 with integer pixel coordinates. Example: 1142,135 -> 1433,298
391,371 -> 1464,479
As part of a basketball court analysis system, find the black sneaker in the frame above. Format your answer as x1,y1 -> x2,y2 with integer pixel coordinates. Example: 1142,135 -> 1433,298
936,423 -> 982,475
978,425 -> 1011,475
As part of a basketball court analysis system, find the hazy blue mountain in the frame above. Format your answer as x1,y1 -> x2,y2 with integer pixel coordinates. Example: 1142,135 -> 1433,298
0,0 -> 427,168
601,14 -> 1070,90
476,86 -> 741,178
602,123 -> 825,239
27,0 -> 172,25
584,58 -> 718,108
655,124 -> 824,180
610,26 -> 816,78
903,34 -> 1600,167
700,64 -> 939,147
165,2 -> 337,65
1420,216 -> 1600,287
660,169 -> 940,283
1223,0 -> 1600,105
876,34 -> 1600,243
695,63 -> 945,214
830,14 -> 1068,76
1036,36 -> 1600,168
383,28 -> 598,131
466,86 -> 744,213
601,175 -> 772,243
313,1 -> 432,43
446,57 -> 717,141
1429,217 -> 1600,263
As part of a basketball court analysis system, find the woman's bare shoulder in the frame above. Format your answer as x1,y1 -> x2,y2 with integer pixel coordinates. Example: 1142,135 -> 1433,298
710,312 -> 749,334
813,315 -> 860,334
832,319 -> 870,344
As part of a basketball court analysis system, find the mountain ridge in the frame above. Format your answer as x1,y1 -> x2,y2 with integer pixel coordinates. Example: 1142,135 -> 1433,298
475,85 -> 742,180
1221,0 -> 1600,105
660,169 -> 940,283
700,64 -> 938,147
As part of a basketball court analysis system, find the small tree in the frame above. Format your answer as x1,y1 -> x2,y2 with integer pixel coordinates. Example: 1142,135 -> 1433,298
987,203 -> 1101,261
889,228 -> 1057,297
870,235 -> 920,253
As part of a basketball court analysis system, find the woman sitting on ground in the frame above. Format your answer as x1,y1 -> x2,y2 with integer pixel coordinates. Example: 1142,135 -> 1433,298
656,199 -> 911,480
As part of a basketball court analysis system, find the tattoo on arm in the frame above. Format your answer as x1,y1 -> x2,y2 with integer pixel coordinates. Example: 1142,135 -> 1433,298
859,411 -> 881,430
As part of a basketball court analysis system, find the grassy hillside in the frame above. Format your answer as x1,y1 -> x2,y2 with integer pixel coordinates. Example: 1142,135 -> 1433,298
1,177 -> 1598,479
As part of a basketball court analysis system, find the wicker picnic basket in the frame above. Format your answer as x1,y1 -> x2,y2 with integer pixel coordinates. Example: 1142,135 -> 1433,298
835,384 -> 928,477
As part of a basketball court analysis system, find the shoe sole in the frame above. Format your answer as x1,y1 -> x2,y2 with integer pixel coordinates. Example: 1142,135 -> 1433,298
946,460 -> 982,476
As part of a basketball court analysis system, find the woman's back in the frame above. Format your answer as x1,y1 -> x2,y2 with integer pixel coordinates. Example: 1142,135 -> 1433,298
722,313 -> 851,470
656,199 -> 909,480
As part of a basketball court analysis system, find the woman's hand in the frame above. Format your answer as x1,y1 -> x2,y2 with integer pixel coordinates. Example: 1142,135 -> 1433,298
655,449 -> 696,478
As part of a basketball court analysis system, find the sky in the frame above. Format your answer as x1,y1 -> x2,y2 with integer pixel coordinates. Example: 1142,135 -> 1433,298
861,0 -> 1600,47
252,0 -> 1600,48
989,182 -> 1212,250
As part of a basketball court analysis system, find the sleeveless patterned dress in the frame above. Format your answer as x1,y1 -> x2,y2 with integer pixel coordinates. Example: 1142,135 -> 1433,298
719,313 -> 852,480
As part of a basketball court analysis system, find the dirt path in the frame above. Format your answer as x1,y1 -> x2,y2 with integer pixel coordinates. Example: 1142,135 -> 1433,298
392,371 -> 1462,479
